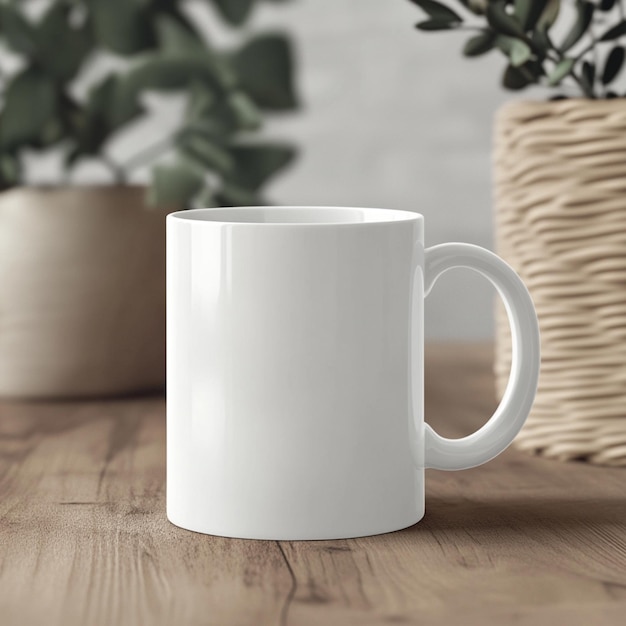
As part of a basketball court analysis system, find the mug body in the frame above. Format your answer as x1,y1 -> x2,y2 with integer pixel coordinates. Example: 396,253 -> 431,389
167,207 -> 425,540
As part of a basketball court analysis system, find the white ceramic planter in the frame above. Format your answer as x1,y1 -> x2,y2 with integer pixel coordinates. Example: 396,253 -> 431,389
0,185 -> 171,398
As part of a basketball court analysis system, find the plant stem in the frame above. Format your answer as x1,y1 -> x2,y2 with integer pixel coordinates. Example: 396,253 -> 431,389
518,64 -> 538,84
548,48 -> 595,99
587,22 -> 600,98
590,25 -> 599,71
121,135 -> 176,174
568,68 -> 595,98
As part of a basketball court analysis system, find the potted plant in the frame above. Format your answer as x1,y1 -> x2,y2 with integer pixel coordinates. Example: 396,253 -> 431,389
0,0 -> 298,398
409,0 -> 626,466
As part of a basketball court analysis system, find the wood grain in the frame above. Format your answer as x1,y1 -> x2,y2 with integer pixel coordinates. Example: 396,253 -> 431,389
1,343 -> 625,626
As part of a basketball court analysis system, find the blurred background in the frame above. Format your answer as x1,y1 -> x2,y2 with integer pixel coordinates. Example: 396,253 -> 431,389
257,0 -> 510,340
13,0 -> 514,341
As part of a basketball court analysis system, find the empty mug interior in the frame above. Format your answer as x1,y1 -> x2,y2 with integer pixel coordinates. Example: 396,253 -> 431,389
171,206 -> 420,225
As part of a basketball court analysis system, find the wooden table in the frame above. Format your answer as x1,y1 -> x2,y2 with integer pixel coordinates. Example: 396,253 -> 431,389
1,343 -> 625,626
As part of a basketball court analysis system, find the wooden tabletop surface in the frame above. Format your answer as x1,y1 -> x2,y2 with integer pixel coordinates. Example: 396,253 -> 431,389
1,343 -> 625,626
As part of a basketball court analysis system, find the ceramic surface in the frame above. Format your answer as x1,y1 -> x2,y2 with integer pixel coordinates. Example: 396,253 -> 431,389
167,207 -> 540,540
0,185 -> 170,398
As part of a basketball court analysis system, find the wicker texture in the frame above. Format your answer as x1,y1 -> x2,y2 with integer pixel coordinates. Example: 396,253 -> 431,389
494,99 -> 626,466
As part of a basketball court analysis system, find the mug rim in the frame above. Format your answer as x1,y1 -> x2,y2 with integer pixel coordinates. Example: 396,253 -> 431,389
168,206 -> 423,226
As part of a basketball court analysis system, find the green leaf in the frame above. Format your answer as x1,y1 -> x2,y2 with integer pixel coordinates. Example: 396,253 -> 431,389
160,4 -> 204,38
91,75 -> 145,132
512,1 -> 528,30
463,30 -> 496,57
69,113 -> 108,157
502,63 -> 535,90
227,143 -> 296,191
532,24 -> 554,57
0,153 -> 20,188
0,68 -> 57,149
227,92 -> 262,131
0,4 -> 36,54
537,0 -> 560,31
416,19 -> 459,30
186,86 -> 262,137
91,0 -> 156,55
40,118 -> 64,147
496,36 -> 532,67
119,53 -> 235,101
600,0 -> 616,11
458,0 -> 487,15
409,0 -> 462,22
600,19 -> 626,42
193,185 -> 220,208
211,0 -> 255,26
148,160 -> 205,208
35,4 -> 92,81
515,0 -> 546,31
547,57 -> 575,85
70,75 -> 145,158
216,182 -> 261,206
602,46 -> 625,84
64,145 -> 83,171
487,0 -> 526,38
156,15 -> 206,56
511,39 -> 532,66
560,0 -> 594,53
231,34 -> 298,110
176,130 -> 235,174
581,60 -> 596,92
186,82 -> 216,122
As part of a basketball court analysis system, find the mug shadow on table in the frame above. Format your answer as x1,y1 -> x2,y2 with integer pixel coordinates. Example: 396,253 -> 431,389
406,496 -> 626,535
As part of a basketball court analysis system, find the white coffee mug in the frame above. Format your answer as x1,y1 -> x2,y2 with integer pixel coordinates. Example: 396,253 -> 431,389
166,207 -> 540,540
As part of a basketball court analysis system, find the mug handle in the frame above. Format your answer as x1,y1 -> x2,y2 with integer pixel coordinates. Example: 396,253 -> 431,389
422,243 -> 540,470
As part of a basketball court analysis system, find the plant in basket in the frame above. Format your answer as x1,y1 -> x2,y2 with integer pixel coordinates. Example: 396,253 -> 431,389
408,0 -> 626,466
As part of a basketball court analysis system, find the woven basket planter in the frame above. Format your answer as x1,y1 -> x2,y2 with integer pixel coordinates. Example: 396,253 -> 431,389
494,99 -> 626,467
494,99 -> 626,466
